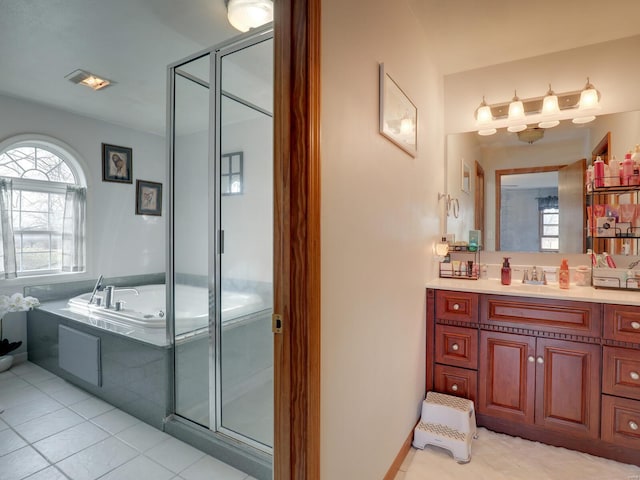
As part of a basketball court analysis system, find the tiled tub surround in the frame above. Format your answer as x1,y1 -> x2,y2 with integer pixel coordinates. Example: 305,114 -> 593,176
24,276 -> 274,480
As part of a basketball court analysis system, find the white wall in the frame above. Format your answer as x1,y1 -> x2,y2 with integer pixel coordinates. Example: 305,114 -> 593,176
446,134 -> 481,243
0,93 -> 166,281
321,0 -> 444,478
0,93 -> 166,358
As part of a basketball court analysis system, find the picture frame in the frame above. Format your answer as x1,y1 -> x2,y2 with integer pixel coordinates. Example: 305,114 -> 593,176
102,143 -> 133,183
136,180 -> 162,216
379,63 -> 417,157
461,160 -> 471,194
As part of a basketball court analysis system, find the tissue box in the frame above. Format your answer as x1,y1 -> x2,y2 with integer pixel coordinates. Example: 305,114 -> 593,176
596,217 -> 616,237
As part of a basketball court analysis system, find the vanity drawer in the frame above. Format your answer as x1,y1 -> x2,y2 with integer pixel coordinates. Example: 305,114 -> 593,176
435,324 -> 478,369
602,395 -> 640,449
435,290 -> 478,324
604,304 -> 640,344
481,295 -> 601,338
434,364 -> 477,403
603,346 -> 640,400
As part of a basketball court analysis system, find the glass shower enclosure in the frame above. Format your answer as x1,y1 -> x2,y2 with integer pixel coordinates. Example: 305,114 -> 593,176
168,27 -> 273,455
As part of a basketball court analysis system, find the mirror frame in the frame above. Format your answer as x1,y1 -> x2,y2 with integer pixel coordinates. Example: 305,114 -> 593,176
495,165 -> 565,251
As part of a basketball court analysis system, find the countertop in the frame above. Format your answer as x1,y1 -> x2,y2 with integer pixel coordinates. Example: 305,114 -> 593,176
426,278 -> 640,306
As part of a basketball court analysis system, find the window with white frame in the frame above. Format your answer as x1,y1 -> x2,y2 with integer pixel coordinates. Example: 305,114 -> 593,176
540,207 -> 560,252
0,138 -> 86,278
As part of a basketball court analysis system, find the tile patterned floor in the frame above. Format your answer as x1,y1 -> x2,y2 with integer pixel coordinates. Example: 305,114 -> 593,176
395,427 -> 640,480
0,362 -> 257,480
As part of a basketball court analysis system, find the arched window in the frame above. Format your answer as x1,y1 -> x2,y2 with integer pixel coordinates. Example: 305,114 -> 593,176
0,137 -> 86,278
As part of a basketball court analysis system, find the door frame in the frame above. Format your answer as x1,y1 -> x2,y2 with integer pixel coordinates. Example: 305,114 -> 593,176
273,1 -> 322,479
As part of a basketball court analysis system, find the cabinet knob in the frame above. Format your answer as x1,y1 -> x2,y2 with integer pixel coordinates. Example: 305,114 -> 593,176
631,371 -> 640,381
536,356 -> 544,364
528,356 -> 535,363
630,421 -> 639,431
453,303 -> 460,311
451,384 -> 459,392
451,343 -> 460,351
632,321 -> 640,330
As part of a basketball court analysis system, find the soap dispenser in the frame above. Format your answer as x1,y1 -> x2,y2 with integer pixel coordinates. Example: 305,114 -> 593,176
501,257 -> 512,285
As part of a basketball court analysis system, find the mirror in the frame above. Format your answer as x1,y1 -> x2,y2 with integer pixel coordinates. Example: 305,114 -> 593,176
446,110 -> 640,253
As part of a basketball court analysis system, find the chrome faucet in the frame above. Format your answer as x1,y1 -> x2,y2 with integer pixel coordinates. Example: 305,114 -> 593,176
102,286 -> 139,309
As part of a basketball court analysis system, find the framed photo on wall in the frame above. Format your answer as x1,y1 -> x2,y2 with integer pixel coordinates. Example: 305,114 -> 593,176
379,63 -> 417,157
102,143 -> 133,183
136,180 -> 162,216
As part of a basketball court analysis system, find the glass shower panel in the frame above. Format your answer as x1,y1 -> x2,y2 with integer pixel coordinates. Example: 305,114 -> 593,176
218,38 -> 274,448
173,54 -> 212,427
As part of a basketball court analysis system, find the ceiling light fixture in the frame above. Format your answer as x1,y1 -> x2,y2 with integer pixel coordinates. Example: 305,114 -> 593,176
473,78 -> 601,136
517,127 -> 545,144
65,69 -> 111,91
226,0 -> 274,32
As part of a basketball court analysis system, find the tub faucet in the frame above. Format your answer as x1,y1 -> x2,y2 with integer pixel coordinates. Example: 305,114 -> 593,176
103,285 -> 115,309
88,275 -> 104,305
103,286 -> 139,310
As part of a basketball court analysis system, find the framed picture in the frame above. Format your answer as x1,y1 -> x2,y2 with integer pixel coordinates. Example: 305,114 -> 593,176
136,180 -> 162,216
379,63 -> 417,157
102,143 -> 132,183
461,160 -> 471,194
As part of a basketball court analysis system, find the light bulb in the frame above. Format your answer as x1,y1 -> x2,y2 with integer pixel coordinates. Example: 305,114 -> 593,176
475,96 -> 493,126
507,90 -> 527,133
539,84 -> 560,128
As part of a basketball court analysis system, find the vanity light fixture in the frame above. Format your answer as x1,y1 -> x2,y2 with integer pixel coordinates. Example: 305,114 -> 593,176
65,69 -> 111,91
473,78 -> 601,136
538,85 -> 560,128
226,0 -> 274,32
572,77 -> 600,124
506,91 -> 527,133
474,96 -> 497,136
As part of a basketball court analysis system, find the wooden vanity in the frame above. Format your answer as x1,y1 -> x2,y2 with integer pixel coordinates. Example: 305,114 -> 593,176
426,288 -> 640,466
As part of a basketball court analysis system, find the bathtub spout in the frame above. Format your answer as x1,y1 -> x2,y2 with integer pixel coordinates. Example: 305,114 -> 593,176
88,275 -> 104,305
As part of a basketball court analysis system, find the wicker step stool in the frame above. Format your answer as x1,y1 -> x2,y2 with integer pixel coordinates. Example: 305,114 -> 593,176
412,391 -> 477,463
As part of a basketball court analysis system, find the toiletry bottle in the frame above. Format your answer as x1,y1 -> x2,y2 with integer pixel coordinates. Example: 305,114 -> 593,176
633,145 -> 640,186
594,156 -> 605,188
501,257 -> 511,285
586,165 -> 594,191
623,152 -> 634,186
559,259 -> 570,289
603,251 -> 617,268
603,162 -> 611,187
609,155 -> 621,186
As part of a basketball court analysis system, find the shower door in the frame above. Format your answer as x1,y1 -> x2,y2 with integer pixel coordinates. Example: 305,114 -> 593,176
214,32 -> 274,451
169,28 -> 273,454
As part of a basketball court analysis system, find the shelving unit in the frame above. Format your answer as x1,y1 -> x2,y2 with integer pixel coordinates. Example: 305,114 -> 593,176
586,181 -> 640,290
439,247 -> 480,280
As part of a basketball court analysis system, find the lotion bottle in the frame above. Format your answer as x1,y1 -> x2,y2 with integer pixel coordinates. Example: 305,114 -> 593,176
559,259 -> 570,289
609,155 -> 621,186
594,156 -> 605,188
501,257 -> 512,285
623,152 -> 634,186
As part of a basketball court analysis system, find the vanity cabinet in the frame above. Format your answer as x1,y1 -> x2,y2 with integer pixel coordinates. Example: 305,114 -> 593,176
479,331 -> 600,438
432,290 -> 479,403
601,304 -> 640,449
426,288 -> 640,466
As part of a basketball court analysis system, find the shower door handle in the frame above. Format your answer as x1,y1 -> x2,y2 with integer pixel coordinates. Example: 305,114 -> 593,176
219,229 -> 224,254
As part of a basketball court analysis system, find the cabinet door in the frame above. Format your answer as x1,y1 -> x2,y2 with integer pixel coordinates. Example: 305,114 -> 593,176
434,364 -> 477,403
535,338 -> 601,438
479,331 -> 535,424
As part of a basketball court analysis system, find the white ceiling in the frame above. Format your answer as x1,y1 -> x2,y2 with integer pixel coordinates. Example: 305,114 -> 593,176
2,1 -> 640,136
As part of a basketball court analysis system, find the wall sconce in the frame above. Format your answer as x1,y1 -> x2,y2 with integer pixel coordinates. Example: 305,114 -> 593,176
226,0 -> 274,32
474,78 -> 601,136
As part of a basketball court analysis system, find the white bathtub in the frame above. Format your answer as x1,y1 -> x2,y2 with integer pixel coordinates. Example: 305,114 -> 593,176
67,284 -> 268,336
